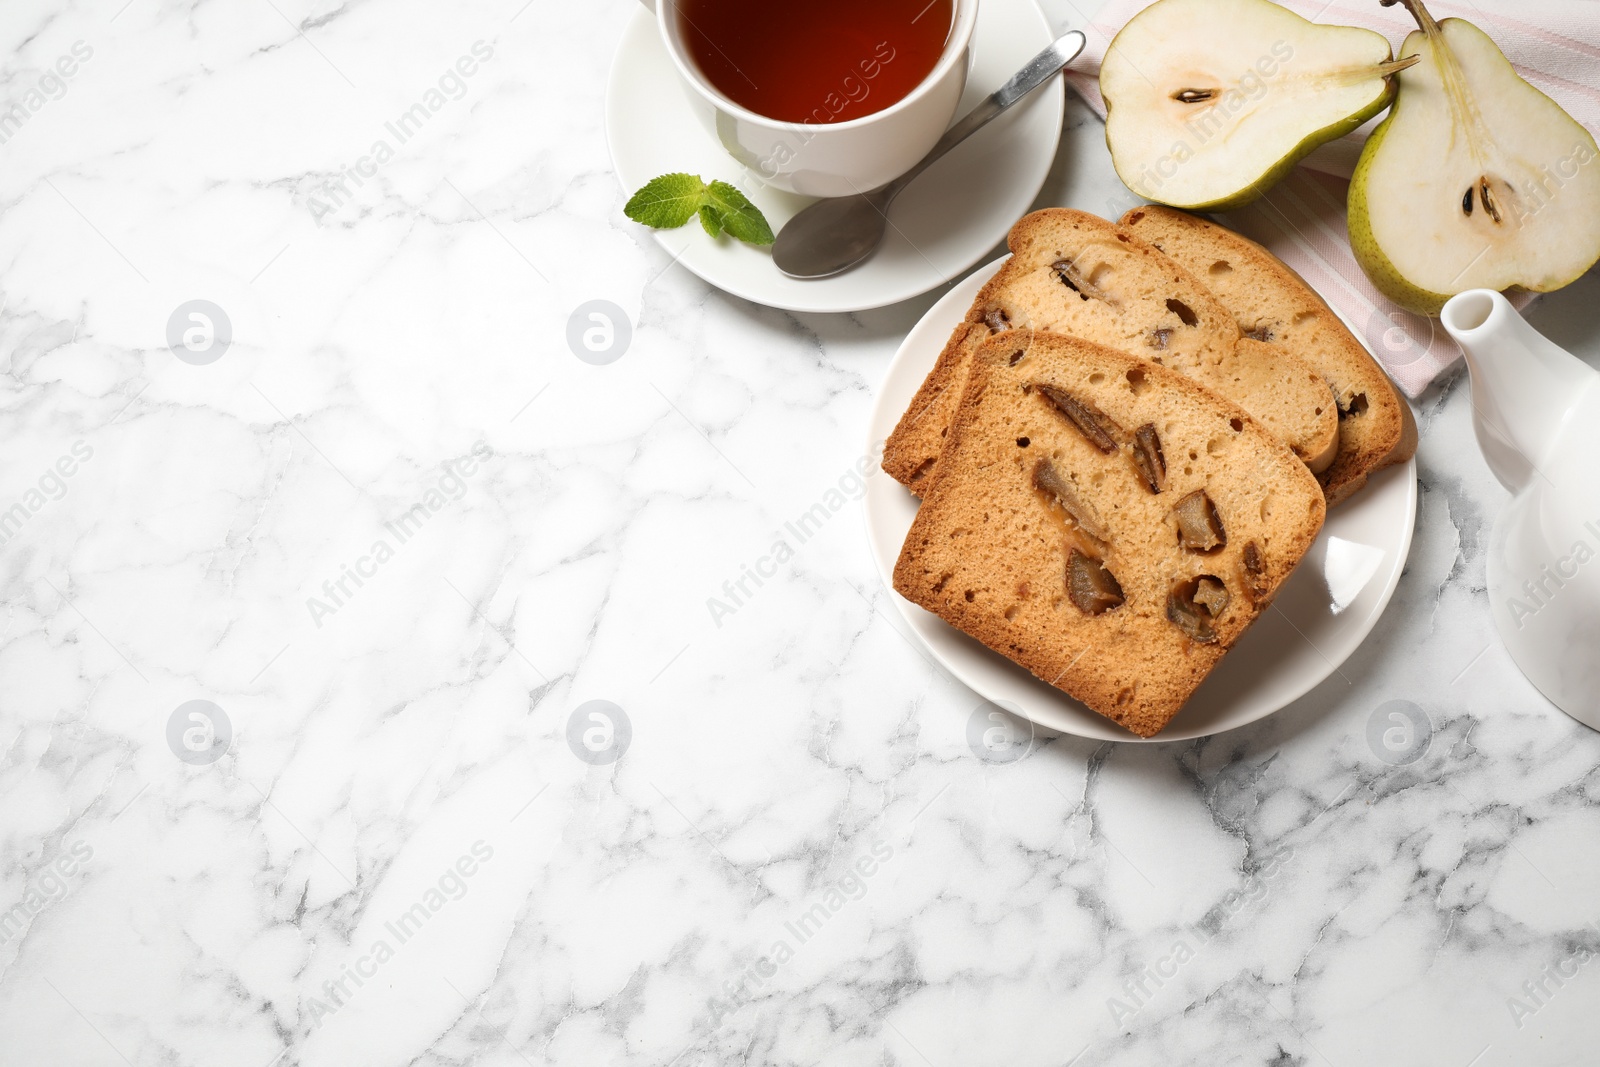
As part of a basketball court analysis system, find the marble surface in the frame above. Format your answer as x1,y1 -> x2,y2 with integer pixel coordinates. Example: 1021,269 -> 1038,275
3,1 -> 1600,1065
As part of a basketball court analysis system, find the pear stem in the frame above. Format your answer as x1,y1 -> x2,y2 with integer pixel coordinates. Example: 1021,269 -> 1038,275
1376,55 -> 1422,76
1381,0 -> 1443,38
1381,0 -> 1494,176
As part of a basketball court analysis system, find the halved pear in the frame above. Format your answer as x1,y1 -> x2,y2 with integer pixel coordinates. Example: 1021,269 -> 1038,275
1101,0 -> 1410,211
1349,0 -> 1600,315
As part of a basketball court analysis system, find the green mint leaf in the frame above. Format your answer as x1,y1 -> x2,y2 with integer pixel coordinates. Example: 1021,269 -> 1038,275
624,173 -> 707,230
625,174 -> 774,247
698,204 -> 723,238
706,181 -> 774,246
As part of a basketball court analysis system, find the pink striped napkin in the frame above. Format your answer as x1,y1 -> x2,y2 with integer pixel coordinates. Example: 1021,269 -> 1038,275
1063,0 -> 1600,397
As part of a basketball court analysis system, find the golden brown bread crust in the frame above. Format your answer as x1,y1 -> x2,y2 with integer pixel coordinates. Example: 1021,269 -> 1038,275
882,209 -> 1337,492
892,331 -> 1326,738
1118,205 -> 1417,506
882,323 -> 987,492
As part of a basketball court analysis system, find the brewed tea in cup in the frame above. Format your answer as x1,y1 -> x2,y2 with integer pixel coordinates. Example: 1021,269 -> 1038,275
676,0 -> 956,124
640,0 -> 978,197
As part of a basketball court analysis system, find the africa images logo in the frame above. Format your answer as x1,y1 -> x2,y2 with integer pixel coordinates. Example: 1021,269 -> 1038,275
306,41 -> 495,221
305,841 -> 495,1029
0,441 -> 93,550
703,840 -> 894,1028
305,442 -> 491,627
1503,516 -> 1600,629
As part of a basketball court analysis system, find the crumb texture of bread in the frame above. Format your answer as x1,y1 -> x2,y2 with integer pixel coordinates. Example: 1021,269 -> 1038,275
883,209 -> 1336,492
892,332 -> 1326,738
1119,205 -> 1417,504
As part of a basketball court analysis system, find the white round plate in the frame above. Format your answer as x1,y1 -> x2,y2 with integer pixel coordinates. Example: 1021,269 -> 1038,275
865,257 -> 1419,741
604,0 -> 1065,314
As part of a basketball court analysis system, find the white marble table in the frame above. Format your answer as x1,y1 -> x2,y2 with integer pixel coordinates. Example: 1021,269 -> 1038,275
4,1 -> 1600,1065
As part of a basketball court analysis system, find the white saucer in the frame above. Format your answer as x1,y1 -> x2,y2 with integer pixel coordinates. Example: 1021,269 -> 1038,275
865,257 -> 1419,742
604,0 -> 1065,314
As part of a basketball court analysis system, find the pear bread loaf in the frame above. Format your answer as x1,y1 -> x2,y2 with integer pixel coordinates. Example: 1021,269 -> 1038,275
882,208 -> 1338,493
893,331 -> 1326,738
1119,205 -> 1417,506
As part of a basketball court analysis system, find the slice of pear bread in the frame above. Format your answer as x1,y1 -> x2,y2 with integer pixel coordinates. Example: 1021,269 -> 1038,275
882,208 -> 1338,493
893,331 -> 1326,738
1119,205 -> 1417,506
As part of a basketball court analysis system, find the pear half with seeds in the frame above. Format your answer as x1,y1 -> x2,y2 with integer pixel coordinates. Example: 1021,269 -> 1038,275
1349,0 -> 1600,315
1101,0 -> 1412,211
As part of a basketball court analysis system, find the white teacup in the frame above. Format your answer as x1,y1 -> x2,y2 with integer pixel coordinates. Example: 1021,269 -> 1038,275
637,0 -> 979,198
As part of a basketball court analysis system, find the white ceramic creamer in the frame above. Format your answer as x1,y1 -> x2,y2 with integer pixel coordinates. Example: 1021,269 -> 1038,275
1441,289 -> 1600,730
